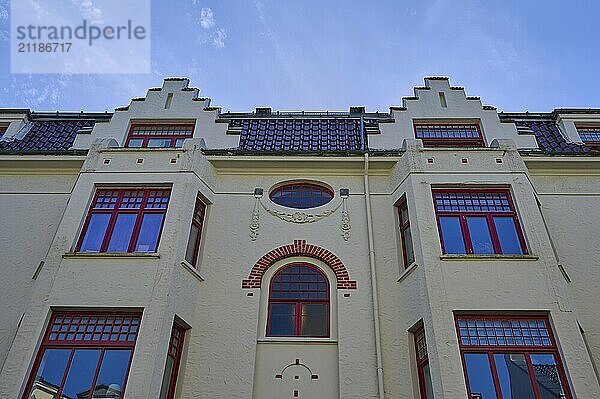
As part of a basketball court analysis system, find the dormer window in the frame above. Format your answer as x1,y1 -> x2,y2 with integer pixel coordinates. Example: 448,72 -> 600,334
125,123 -> 194,148
414,122 -> 484,147
575,125 -> 600,148
0,124 -> 8,138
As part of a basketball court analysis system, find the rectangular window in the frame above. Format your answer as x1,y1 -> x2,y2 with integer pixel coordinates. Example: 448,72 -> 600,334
23,311 -> 141,399
456,315 -> 572,399
0,124 -> 7,138
575,125 -> 600,148
125,123 -> 194,148
414,122 -> 484,147
398,199 -> 415,268
184,196 -> 206,267
414,326 -> 434,399
159,323 -> 186,399
76,188 -> 170,253
433,189 -> 527,255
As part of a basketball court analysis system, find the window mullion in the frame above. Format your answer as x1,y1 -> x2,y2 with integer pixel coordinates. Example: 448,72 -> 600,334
487,351 -> 504,399
86,348 -> 106,399
524,352 -> 544,399
487,214 -> 502,254
459,214 -> 473,254
128,191 -> 150,252
55,348 -> 76,399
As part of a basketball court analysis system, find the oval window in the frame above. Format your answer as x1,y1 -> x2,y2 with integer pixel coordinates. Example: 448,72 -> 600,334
270,183 -> 333,209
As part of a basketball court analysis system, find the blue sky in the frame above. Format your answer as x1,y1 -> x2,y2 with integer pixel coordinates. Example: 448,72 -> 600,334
0,0 -> 598,113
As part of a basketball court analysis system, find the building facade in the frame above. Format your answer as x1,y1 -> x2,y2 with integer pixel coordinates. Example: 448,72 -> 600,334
0,77 -> 599,398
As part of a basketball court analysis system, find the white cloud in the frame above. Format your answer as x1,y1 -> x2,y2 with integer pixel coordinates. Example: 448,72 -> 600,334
71,0 -> 104,23
212,28 -> 226,48
199,7 -> 215,29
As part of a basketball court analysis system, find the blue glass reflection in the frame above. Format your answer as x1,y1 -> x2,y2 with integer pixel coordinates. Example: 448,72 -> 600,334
134,213 -> 164,252
80,213 -> 110,252
269,303 -> 295,335
94,349 -> 133,399
439,216 -> 466,254
464,353 -> 497,399
61,349 -> 101,398
31,349 -> 71,397
530,354 -> 565,399
494,353 -> 535,399
107,213 -> 137,252
494,217 -> 523,254
466,217 -> 494,254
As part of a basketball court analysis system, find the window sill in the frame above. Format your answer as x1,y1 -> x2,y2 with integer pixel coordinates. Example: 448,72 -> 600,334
257,338 -> 338,344
440,254 -> 538,261
63,252 -> 160,259
180,260 -> 204,282
397,262 -> 419,283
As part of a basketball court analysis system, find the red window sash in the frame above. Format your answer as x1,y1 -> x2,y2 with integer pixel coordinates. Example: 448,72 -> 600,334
165,323 -> 186,399
455,315 -> 572,399
23,311 -> 140,399
126,123 -> 194,148
398,200 -> 412,268
188,198 -> 206,267
266,263 -> 330,338
413,326 -> 430,399
432,188 -> 527,255
414,123 -> 484,147
76,189 -> 170,253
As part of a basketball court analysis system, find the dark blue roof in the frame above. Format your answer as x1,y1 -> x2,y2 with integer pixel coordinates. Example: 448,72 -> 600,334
517,120 -> 593,155
0,120 -> 94,152
233,118 -> 379,152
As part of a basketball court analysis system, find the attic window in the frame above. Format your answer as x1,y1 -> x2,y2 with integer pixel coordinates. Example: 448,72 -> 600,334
414,122 -> 484,147
575,125 -> 600,148
0,124 -> 7,138
126,123 -> 194,148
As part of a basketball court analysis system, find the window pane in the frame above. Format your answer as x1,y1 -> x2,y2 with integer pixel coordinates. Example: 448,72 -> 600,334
402,226 -> 415,265
439,216 -> 466,254
93,349 -> 133,399
494,353 -> 536,399
175,138 -> 186,147
494,217 -> 523,254
300,303 -> 327,336
466,216 -> 494,254
464,353 -> 497,399
80,213 -> 111,252
422,363 -> 434,399
269,303 -> 295,336
30,349 -> 71,399
400,203 -> 409,225
61,349 -> 101,399
107,213 -> 137,252
147,138 -> 173,148
159,356 -> 175,399
185,224 -> 200,265
135,213 -> 165,252
530,354 -> 567,399
127,138 -> 143,148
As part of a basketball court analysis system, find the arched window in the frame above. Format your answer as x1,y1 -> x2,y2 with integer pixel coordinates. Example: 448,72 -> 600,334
270,183 -> 333,209
267,264 -> 329,337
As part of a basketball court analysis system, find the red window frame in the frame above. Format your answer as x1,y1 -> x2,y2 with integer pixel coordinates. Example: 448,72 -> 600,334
455,315 -> 572,399
575,125 -> 600,148
432,188 -> 527,255
398,199 -> 415,268
75,188 -> 170,253
161,323 -> 186,399
184,196 -> 206,267
266,263 -> 330,338
414,326 -> 431,399
0,124 -> 7,137
269,183 -> 334,209
414,122 -> 485,147
125,123 -> 194,148
23,311 -> 141,399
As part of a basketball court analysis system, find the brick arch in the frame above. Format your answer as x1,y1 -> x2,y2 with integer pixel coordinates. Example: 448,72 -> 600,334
242,240 -> 357,290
